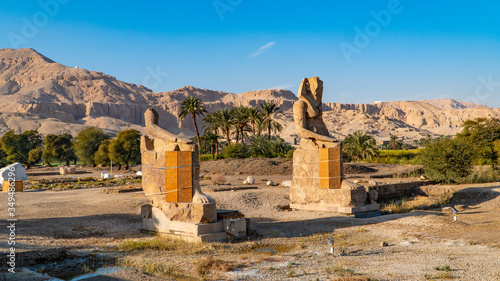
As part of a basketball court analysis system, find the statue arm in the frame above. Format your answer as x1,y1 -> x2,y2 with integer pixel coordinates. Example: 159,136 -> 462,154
146,123 -> 193,144
294,101 -> 337,142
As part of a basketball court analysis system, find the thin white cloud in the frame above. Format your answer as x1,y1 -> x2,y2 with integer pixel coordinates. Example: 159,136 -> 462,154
248,41 -> 276,59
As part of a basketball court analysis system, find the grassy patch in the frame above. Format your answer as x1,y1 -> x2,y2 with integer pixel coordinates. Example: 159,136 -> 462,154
118,237 -> 218,255
195,256 -> 242,277
380,195 -> 449,214
367,149 -> 422,165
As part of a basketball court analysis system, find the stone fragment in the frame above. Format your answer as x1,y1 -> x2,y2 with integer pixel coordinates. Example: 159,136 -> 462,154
243,176 -> 255,184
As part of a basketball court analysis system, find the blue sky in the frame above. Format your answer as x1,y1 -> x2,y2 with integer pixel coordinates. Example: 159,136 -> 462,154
1,1 -> 500,107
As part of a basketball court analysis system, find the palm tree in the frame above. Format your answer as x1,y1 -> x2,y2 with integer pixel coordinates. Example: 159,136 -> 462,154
343,131 -> 378,161
201,131 -> 219,160
202,112 -> 221,156
179,96 -> 207,150
213,108 -> 233,145
259,101 -> 282,140
389,135 -> 402,150
247,106 -> 263,136
231,106 -> 250,144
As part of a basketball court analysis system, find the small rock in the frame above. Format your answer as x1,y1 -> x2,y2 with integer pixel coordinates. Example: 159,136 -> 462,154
420,175 -> 427,180
281,180 -> 292,187
368,180 -> 378,185
243,176 -> 255,185
353,180 -> 360,184
381,241 -> 389,247
266,180 -> 274,186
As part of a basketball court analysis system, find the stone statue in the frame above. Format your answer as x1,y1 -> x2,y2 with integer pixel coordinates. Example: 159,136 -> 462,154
294,77 -> 339,148
293,77 -> 359,190
143,108 -> 214,204
290,77 -> 378,214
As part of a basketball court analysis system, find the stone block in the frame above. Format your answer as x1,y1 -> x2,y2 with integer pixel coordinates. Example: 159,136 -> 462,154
2,180 -> 23,192
319,147 -> 343,189
143,206 -> 246,242
291,146 -> 368,211
157,202 -> 217,223
165,151 -> 193,203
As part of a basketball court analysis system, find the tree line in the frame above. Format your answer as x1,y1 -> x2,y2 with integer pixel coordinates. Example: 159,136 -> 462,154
0,128 -> 141,169
179,97 -> 291,159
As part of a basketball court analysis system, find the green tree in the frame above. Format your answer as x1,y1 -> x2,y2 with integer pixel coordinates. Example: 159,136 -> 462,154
27,148 -> 43,166
202,112 -> 221,156
0,130 -> 42,165
247,106 -> 263,136
74,127 -> 110,166
343,131 -> 378,161
269,136 -> 294,158
213,108 -> 233,145
201,131 -> 219,160
231,106 -> 250,143
109,129 -> 141,170
259,101 -> 282,140
179,96 -> 207,151
42,133 -> 75,166
421,137 -> 474,183
248,136 -> 272,158
220,143 -> 249,159
94,139 -> 111,165
456,118 -> 500,165
388,135 -> 402,150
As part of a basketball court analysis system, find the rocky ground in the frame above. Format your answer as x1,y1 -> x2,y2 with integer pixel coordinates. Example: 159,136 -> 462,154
0,160 -> 499,280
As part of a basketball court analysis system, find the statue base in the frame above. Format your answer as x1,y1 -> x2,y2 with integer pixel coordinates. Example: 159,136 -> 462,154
141,204 -> 247,242
289,203 -> 380,214
290,146 -> 379,214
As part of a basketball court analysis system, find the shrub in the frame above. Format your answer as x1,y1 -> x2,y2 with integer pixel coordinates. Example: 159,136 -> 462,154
220,143 -> 249,159
421,137 -> 474,184
211,174 -> 226,185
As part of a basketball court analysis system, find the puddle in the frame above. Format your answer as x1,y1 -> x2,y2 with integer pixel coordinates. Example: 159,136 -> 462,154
69,266 -> 125,281
29,254 -> 118,280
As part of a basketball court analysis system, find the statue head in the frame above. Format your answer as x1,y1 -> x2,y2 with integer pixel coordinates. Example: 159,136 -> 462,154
298,77 -> 323,117
144,108 -> 159,126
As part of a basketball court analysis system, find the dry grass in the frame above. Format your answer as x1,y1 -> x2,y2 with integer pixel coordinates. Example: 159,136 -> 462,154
332,276 -> 378,281
211,174 -> 226,185
381,195 -> 449,214
118,237 -> 220,255
195,256 -> 242,277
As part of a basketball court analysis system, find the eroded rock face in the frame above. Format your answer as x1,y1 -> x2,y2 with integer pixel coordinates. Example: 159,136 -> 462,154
1,48 -> 499,142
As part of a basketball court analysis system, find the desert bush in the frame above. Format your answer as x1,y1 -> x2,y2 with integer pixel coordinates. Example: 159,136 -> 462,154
421,137 -> 474,183
220,143 -> 249,159
268,137 -> 294,158
211,174 -> 226,185
199,154 -> 215,161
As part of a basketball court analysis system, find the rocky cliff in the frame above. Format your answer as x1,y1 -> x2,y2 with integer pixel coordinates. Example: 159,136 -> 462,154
1,48 -> 499,142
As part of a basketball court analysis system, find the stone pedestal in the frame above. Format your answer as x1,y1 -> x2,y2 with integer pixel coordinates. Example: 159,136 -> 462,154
141,204 -> 247,242
290,146 -> 379,214
140,134 -> 247,241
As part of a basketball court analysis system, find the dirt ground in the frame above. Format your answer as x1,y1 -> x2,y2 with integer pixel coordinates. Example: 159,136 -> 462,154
0,160 -> 499,280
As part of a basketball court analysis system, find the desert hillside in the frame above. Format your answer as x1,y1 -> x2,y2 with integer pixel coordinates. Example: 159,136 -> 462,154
1,48 -> 499,142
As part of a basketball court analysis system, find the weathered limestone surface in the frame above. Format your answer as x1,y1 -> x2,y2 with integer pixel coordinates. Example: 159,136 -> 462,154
290,77 -> 377,213
140,108 -> 246,241
291,147 -> 367,206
